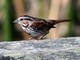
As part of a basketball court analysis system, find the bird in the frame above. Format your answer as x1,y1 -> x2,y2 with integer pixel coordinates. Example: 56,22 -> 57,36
13,15 -> 70,40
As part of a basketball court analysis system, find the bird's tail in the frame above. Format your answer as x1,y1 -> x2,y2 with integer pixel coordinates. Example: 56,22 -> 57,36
50,19 -> 71,25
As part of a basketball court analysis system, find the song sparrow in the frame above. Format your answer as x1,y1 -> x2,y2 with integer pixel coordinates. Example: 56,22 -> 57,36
13,15 -> 70,39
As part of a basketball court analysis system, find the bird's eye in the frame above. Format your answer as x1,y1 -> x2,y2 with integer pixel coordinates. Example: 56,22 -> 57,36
20,19 -> 23,20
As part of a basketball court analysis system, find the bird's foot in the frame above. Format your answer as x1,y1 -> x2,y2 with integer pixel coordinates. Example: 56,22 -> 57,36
27,36 -> 47,40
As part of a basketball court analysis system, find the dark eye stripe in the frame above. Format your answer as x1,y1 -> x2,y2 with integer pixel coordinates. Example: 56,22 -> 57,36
20,19 -> 23,20
24,18 -> 33,21
20,17 -> 33,21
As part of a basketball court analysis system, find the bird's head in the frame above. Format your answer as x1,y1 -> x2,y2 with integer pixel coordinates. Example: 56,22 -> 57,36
13,15 -> 33,27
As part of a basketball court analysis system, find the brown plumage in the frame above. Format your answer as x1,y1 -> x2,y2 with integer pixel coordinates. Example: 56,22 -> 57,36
13,15 -> 70,39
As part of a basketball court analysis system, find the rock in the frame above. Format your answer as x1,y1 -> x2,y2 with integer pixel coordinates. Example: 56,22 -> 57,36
0,37 -> 80,60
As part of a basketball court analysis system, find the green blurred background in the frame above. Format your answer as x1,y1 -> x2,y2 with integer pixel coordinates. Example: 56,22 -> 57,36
0,0 -> 80,41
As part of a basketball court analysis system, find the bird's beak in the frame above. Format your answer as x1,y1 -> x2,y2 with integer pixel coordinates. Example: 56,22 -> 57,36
13,20 -> 18,23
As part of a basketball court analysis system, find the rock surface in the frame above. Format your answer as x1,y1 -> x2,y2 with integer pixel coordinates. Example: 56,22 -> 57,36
0,37 -> 80,60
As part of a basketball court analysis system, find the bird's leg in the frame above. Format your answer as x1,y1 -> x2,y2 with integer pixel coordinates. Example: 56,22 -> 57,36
27,33 -> 47,40
36,36 -> 43,40
37,35 -> 47,40
28,36 -> 45,40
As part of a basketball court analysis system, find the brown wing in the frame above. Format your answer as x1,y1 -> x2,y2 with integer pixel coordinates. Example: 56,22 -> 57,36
32,21 -> 49,28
